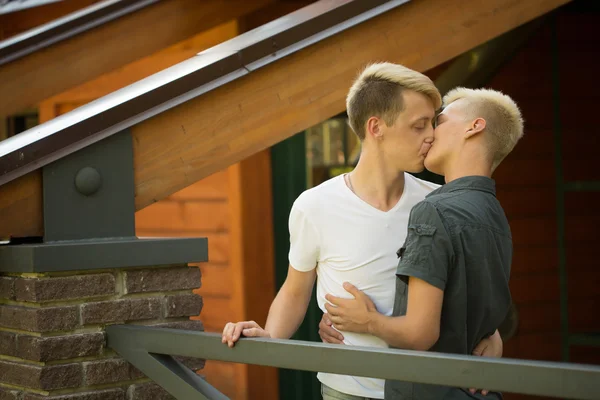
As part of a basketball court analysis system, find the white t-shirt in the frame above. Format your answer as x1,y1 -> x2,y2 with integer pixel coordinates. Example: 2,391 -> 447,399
288,172 -> 440,399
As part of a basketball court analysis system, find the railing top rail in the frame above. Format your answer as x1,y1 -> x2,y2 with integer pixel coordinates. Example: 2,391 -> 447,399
0,0 -> 159,66
107,325 -> 600,400
0,0 -> 408,187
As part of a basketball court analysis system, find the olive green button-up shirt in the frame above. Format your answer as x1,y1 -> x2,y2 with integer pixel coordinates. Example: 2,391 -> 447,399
386,176 -> 513,400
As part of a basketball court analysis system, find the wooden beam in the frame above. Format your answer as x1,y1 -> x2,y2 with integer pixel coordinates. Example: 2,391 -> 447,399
39,20 -> 240,108
0,0 -> 570,239
131,0 -> 570,210
238,0 -> 316,32
0,0 -> 274,116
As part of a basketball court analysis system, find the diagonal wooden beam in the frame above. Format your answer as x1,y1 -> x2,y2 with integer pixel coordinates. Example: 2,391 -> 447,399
38,20 -> 240,117
131,0 -> 570,210
0,0 -> 571,239
0,0 -> 274,116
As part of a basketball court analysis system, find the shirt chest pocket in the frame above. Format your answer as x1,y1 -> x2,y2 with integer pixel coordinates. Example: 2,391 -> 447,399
396,223 -> 437,268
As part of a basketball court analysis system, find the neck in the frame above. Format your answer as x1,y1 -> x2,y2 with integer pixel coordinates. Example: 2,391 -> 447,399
349,146 -> 405,211
442,149 -> 492,183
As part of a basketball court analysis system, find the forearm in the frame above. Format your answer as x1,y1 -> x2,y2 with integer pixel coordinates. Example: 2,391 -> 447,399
368,313 -> 416,349
264,287 -> 311,339
368,312 -> 436,351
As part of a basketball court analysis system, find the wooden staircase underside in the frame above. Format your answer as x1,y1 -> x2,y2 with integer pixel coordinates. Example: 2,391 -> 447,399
0,0 -> 571,239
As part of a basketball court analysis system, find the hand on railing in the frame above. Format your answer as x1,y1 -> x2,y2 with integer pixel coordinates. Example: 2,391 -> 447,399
221,321 -> 270,348
319,313 -> 345,344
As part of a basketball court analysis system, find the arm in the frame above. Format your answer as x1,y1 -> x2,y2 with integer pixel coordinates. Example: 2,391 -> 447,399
326,278 -> 443,351
326,284 -> 502,354
367,277 -> 442,350
222,198 -> 319,347
222,266 -> 315,347
265,266 -> 316,338
327,201 -> 451,350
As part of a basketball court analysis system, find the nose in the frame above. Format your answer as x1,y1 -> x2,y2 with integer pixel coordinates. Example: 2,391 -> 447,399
420,141 -> 432,156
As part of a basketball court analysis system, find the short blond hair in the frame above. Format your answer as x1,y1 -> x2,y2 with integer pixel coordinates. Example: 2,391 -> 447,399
346,62 -> 442,140
443,87 -> 524,170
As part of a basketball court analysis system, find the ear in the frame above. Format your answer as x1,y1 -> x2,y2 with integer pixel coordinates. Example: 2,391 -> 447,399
366,116 -> 384,139
465,117 -> 486,139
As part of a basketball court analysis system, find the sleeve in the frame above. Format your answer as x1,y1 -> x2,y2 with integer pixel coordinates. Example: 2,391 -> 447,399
288,200 -> 320,271
396,201 -> 454,291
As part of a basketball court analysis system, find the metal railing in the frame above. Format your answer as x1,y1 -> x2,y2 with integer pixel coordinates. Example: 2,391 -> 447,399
107,325 -> 600,400
0,0 -> 159,66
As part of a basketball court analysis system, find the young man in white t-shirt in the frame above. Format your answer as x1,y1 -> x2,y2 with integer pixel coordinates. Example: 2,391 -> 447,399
221,63 -> 503,400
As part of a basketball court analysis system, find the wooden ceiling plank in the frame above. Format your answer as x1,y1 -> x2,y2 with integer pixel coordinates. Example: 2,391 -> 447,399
0,0 -> 570,239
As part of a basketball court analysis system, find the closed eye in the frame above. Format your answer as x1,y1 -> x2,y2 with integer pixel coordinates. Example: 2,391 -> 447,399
414,125 -> 427,132
413,115 -> 434,132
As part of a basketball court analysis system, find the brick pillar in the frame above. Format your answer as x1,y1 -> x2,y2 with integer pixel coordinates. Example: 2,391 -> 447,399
0,265 -> 204,400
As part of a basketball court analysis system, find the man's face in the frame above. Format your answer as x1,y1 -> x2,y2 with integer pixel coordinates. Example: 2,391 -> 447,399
379,90 -> 436,173
425,99 -> 469,175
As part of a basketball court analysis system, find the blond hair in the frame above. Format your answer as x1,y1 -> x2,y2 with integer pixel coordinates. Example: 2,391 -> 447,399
346,62 -> 442,140
443,87 -> 524,170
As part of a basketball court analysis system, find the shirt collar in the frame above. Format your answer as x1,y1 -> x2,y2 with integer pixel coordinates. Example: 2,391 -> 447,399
427,176 -> 496,197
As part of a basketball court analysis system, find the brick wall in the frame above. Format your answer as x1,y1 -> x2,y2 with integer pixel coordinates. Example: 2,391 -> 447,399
479,4 -> 600,399
555,9 -> 600,368
0,265 -> 203,399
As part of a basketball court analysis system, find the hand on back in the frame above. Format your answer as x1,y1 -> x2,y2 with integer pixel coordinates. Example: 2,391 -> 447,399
318,313 -> 345,344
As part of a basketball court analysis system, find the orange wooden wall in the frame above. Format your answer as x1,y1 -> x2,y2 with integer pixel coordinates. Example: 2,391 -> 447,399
136,162 -> 275,400
137,154 -> 278,400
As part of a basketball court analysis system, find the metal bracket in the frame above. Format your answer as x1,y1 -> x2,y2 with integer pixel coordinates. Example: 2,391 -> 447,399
0,130 -> 207,272
43,129 -> 136,241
